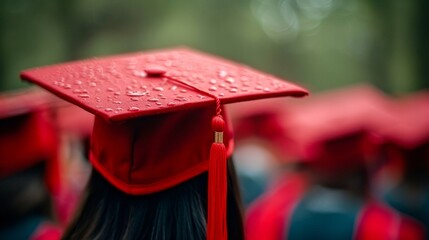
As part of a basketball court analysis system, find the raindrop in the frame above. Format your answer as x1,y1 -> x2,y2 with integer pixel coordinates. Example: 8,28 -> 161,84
197,95 -> 207,99
64,84 -> 72,89
107,88 -> 114,92
114,92 -> 121,96
209,86 -> 217,91
148,98 -> 159,102
263,88 -> 271,92
75,80 -> 83,85
53,81 -> 59,85
131,97 -> 139,101
96,106 -> 103,109
226,77 -> 235,84
58,82 -> 65,87
126,91 -> 146,97
170,86 -> 178,91
72,89 -> 82,94
81,89 -> 88,93
219,93 -> 225,97
167,102 -> 176,106
105,108 -> 114,112
210,79 -> 217,85
158,93 -> 164,97
229,88 -> 238,93
112,100 -> 122,104
255,86 -> 263,90
126,86 -> 133,90
180,89 -> 187,93
156,102 -> 162,106
241,88 -> 249,92
218,70 -> 227,78
116,107 -> 123,112
90,82 -> 97,87
128,107 -> 140,111
153,87 -> 164,92
219,83 -> 226,88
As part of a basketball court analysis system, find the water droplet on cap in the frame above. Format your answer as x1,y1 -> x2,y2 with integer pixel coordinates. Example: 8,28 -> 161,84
131,97 -> 139,101
153,87 -> 164,92
229,88 -> 238,93
107,88 -> 114,92
218,70 -> 227,78
128,107 -> 140,111
116,107 -> 123,111
90,82 -> 97,87
72,89 -> 82,94
210,79 -> 217,85
170,86 -> 178,91
167,102 -> 176,106
226,77 -> 235,83
263,88 -> 271,92
180,89 -> 187,93
112,100 -> 122,104
209,86 -> 217,91
156,102 -> 162,106
148,98 -> 159,102
126,91 -> 146,97
105,108 -> 114,112
78,94 -> 90,98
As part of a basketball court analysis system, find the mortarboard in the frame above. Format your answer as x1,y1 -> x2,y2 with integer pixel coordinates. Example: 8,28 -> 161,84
20,47 -> 308,240
281,84 -> 389,172
226,98 -> 291,162
371,92 -> 429,150
0,88 -> 60,193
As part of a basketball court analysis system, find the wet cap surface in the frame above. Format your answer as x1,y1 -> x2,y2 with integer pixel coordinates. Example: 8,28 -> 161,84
21,48 -> 307,122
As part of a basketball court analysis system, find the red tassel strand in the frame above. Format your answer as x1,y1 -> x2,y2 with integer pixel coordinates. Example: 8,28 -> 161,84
208,115 -> 228,240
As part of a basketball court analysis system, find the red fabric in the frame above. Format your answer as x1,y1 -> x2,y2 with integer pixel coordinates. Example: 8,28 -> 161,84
0,102 -> 60,194
90,106 -> 233,194
371,92 -> 429,149
355,201 -> 425,240
282,84 -> 388,165
31,222 -> 62,240
245,173 -> 309,240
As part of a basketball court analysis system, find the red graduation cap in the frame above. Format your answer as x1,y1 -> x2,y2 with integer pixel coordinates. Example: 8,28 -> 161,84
0,88 -> 60,193
20,47 -> 308,240
371,92 -> 429,150
282,84 -> 389,172
226,98 -> 291,162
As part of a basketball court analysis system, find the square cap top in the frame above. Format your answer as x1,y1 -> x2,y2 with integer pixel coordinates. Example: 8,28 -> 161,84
20,48 -> 307,122
282,84 -> 390,158
372,92 -> 429,149
0,88 -> 54,118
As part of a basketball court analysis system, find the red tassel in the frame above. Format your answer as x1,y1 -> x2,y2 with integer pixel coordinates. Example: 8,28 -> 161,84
208,115 -> 228,240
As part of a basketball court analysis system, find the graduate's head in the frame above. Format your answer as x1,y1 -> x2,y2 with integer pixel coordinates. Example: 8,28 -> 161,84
282,85 -> 389,187
21,47 -> 308,239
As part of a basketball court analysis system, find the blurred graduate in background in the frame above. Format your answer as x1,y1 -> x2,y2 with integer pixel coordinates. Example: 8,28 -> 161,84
0,89 -> 62,240
246,85 -> 426,240
227,98 -> 296,207
373,92 -> 429,238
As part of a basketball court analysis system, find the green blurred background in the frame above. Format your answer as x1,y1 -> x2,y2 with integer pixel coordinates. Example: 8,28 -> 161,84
1,0 -> 428,94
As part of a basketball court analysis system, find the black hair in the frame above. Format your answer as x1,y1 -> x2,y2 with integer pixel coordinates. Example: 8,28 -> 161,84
63,159 -> 244,240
